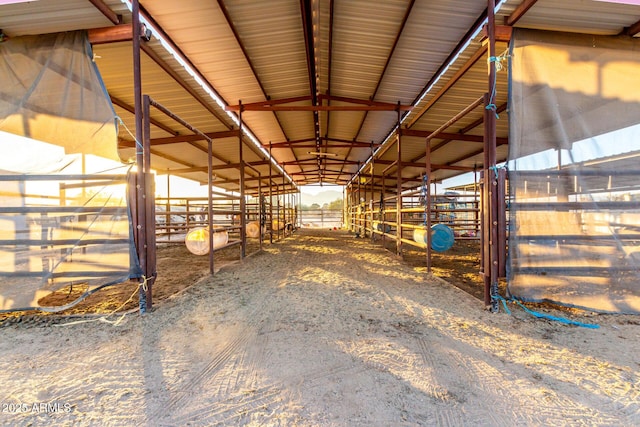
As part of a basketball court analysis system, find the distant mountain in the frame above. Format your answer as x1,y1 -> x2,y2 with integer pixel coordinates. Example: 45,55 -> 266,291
301,190 -> 342,207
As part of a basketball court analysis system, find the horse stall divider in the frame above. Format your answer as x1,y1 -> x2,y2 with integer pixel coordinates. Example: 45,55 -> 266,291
0,173 -> 135,313
144,96 -> 252,277
348,96 -> 486,289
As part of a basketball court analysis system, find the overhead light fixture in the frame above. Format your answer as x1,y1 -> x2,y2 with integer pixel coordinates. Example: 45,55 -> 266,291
0,0 -> 39,4
594,0 -> 640,4
141,24 -> 152,42
308,151 -> 338,157
119,0 -> 297,191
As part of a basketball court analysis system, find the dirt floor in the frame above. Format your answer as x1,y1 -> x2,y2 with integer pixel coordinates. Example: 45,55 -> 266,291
0,228 -> 638,425
0,232 -> 484,322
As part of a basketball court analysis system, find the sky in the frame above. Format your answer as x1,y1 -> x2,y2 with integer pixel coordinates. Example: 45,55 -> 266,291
0,130 -> 478,199
10,122 -> 637,201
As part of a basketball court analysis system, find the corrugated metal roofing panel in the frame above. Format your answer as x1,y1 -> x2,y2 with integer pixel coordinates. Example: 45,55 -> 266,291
357,111 -> 399,144
4,0 -> 639,190
141,1 -> 262,103
514,0 -> 640,35
224,0 -> 309,100
94,42 -> 231,138
329,0 -> 410,100
0,0 -> 114,37
140,1 -> 282,156
374,0 -> 488,105
327,109 -> 368,142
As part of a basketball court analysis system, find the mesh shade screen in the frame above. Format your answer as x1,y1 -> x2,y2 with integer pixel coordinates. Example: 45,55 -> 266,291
0,32 -> 140,312
508,29 -> 640,314
0,31 -> 119,161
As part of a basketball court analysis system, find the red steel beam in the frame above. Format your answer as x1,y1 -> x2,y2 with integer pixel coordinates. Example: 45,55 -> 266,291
624,18 -> 640,36
504,0 -> 539,26
226,104 -> 412,112
406,44 -> 488,129
117,130 -> 240,148
318,94 -> 409,108
486,0 -> 499,311
234,96 -> 312,110
268,138 -> 316,148
299,0 -> 321,174
217,0 -> 274,104
282,159 -> 360,166
408,102 -> 508,165
350,0 -> 415,148
134,2 -> 288,173
401,128 -> 507,144
272,144 -> 372,149
481,25 -> 512,42
88,0 -> 121,25
323,0 -> 336,152
269,136 -> 378,148
88,24 -> 132,44
110,95 -> 178,136
140,44 -> 232,129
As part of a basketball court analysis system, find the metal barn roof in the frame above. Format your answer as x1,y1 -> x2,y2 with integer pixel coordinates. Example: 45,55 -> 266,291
1,0 -> 640,194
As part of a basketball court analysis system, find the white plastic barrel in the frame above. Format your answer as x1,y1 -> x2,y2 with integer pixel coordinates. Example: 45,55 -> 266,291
373,221 -> 391,233
185,227 -> 229,255
246,221 -> 262,238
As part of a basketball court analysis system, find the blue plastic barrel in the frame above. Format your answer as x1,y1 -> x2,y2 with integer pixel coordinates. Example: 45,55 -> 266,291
430,224 -> 455,252
413,224 -> 455,252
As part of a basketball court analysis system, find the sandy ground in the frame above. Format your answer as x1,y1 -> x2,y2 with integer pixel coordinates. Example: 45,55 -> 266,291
0,228 -> 639,426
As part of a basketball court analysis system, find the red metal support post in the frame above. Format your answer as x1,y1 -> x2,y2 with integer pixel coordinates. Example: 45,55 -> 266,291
485,0 -> 500,311
239,101 -> 246,258
132,0 -> 149,312
425,137 -> 432,273
396,104 -> 402,256
142,96 -> 155,307
208,137 -> 214,274
268,142 -> 273,244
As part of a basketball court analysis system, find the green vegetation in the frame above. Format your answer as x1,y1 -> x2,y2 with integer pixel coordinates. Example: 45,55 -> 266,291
300,198 -> 343,211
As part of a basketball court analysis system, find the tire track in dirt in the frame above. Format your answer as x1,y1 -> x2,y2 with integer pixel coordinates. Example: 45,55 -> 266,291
167,384 -> 285,426
250,332 -> 273,384
151,250 -> 304,425
296,363 -> 366,390
375,266 -> 630,426
353,339 -> 469,426
416,334 -> 531,426
167,345 -> 366,425
372,270 -> 517,425
438,339 -> 525,425
444,344 -> 619,425
150,324 -> 256,422
416,337 -> 465,406
149,283 -> 275,423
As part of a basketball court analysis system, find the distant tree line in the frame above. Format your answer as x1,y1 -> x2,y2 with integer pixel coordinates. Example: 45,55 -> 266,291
300,198 -> 343,211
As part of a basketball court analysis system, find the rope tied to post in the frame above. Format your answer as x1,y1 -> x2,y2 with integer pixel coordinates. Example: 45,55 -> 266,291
421,174 -> 429,226
486,49 -> 509,120
115,115 -> 144,156
492,294 -> 600,329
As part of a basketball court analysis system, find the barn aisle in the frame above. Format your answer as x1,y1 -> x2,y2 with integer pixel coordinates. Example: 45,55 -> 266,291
0,228 -> 638,426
